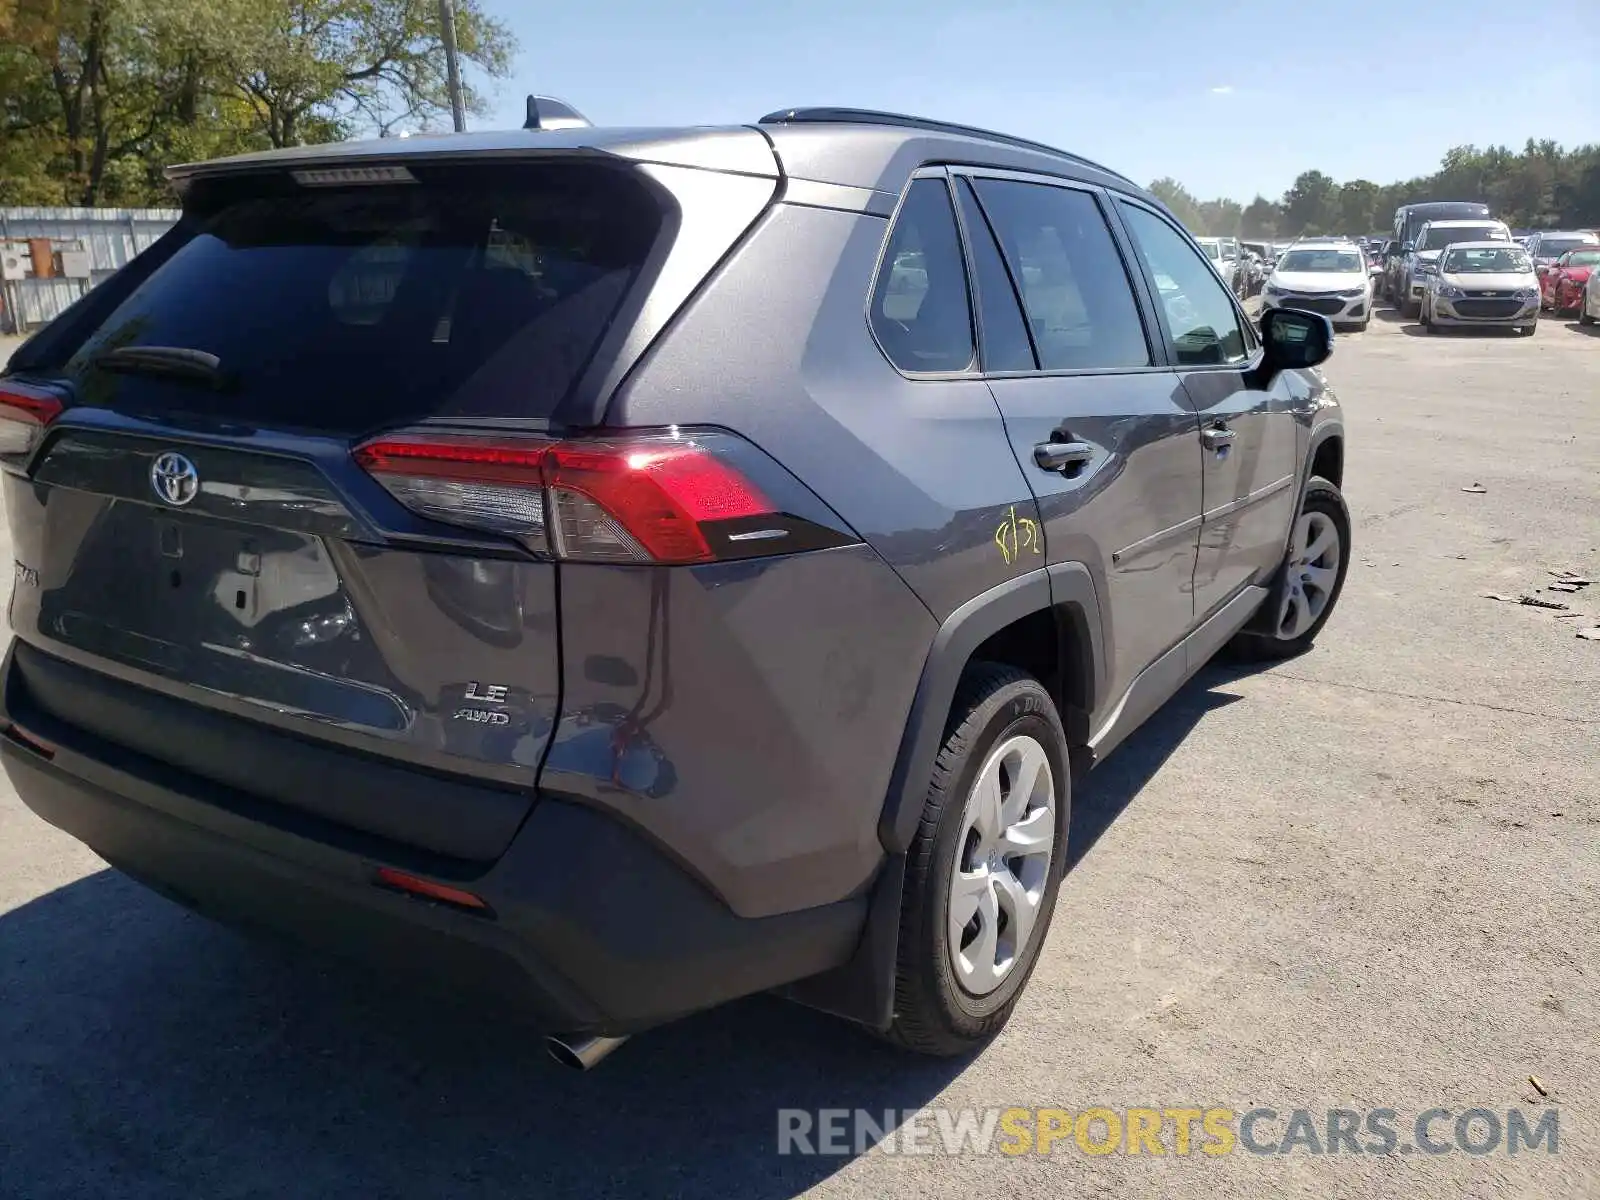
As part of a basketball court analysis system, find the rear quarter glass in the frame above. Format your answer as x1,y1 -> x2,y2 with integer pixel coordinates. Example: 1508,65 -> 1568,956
35,163 -> 664,435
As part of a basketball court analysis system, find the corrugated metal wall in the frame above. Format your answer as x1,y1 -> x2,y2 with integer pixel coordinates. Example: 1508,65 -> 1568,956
0,207 -> 179,333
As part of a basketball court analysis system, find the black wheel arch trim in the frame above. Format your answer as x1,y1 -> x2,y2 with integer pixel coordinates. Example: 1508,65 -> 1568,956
877,564 -> 1104,856
1289,420 -> 1346,553
785,564 -> 1104,1031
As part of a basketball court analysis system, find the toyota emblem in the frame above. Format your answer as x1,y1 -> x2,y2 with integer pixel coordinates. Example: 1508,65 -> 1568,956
150,451 -> 200,507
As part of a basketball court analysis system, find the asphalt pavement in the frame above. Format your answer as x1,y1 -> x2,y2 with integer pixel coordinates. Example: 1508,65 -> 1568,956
0,314 -> 1597,1199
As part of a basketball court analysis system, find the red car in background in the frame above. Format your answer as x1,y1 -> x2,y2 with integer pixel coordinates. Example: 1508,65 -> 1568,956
1543,248 -> 1600,314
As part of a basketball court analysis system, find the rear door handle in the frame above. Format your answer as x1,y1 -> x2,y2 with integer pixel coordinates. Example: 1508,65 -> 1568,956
1200,425 -> 1236,450
1033,440 -> 1095,472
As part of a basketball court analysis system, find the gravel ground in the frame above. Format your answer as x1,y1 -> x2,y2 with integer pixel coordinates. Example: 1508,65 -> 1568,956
0,313 -> 1597,1199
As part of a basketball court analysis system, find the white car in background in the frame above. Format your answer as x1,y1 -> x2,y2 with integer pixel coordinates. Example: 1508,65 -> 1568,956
1419,242 -> 1541,336
1260,240 -> 1373,331
1194,236 -> 1243,296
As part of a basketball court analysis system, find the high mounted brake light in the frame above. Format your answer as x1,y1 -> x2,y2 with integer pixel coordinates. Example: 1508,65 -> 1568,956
354,428 -> 846,566
0,381 -> 65,457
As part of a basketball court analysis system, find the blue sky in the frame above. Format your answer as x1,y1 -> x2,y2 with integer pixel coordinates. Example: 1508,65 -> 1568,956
473,0 -> 1599,203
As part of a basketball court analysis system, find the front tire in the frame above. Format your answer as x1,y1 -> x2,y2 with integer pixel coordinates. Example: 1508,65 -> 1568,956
1419,301 -> 1433,331
1231,477 -> 1351,660
1580,307 -> 1595,327
885,664 -> 1070,1057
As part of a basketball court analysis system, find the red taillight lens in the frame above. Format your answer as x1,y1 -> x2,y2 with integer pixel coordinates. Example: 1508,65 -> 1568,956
0,381 -> 64,457
355,429 -> 783,565
543,438 -> 770,563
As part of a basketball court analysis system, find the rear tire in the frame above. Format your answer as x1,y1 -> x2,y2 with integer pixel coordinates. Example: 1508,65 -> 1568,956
883,663 -> 1070,1057
1231,478 -> 1351,661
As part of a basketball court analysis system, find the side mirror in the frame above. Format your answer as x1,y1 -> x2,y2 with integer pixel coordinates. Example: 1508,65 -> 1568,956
1258,307 -> 1332,375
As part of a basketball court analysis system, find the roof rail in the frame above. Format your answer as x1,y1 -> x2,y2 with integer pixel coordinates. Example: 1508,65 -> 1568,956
757,107 -> 1135,187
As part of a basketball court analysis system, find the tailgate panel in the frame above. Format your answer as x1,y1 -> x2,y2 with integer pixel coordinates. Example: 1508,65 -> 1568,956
4,430 -> 560,859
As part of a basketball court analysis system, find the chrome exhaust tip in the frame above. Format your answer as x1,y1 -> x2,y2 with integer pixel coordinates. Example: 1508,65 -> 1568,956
545,1033 -> 629,1071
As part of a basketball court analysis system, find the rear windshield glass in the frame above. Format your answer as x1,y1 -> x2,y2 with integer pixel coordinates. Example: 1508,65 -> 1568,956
44,163 -> 661,434
1536,238 -> 1592,258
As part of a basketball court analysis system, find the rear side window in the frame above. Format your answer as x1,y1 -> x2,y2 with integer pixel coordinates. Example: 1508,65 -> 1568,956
870,179 -> 975,374
954,179 -> 1035,372
970,179 -> 1150,371
48,163 -> 661,434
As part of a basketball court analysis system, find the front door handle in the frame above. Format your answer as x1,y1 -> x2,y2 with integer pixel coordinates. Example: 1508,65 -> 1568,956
1200,425 -> 1236,451
1033,440 -> 1095,472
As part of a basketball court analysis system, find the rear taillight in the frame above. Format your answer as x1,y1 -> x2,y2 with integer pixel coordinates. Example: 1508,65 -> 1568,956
0,381 -> 64,457
355,427 -> 854,565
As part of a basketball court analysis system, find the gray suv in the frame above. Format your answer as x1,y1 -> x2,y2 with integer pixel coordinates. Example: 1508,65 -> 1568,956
0,106 -> 1349,1066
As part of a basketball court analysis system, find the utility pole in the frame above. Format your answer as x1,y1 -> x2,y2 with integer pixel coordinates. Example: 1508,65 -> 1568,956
438,0 -> 467,133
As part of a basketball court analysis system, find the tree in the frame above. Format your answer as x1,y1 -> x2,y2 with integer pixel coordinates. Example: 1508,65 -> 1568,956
1336,180 -> 1381,236
1280,170 -> 1339,236
1240,195 -> 1278,239
225,0 -> 514,147
0,0 -> 516,205
1148,177 -> 1204,232
1197,198 -> 1243,238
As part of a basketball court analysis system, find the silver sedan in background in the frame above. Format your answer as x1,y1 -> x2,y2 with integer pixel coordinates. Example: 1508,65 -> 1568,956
1419,242 -> 1541,336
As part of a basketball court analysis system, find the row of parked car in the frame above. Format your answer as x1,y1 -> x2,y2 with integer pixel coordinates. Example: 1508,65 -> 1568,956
1209,215 -> 1600,336
1371,221 -> 1600,333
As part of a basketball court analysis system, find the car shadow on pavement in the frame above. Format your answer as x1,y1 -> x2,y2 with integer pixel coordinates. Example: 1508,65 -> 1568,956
1398,323 -> 1527,339
1560,319 -> 1600,336
0,866 -> 963,1197
1066,659 -> 1251,870
0,659 -> 1268,1199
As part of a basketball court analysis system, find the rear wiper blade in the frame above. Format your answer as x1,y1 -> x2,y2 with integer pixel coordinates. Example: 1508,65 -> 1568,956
93,345 -> 227,388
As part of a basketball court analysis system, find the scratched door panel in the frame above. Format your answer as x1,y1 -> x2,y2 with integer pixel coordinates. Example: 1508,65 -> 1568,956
956,173 -> 1203,706
986,373 -> 1202,706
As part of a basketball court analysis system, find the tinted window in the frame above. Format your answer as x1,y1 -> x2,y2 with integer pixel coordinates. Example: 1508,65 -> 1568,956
48,164 -> 660,434
973,180 -> 1150,371
955,179 -> 1035,372
1536,238 -> 1590,258
1117,202 -> 1249,366
871,179 -> 975,374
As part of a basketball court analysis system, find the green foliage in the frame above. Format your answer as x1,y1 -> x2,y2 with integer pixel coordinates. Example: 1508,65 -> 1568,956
1157,143 -> 1600,237
0,0 -> 515,206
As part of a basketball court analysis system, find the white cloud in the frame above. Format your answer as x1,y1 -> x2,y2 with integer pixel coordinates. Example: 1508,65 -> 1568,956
1210,85 -> 1235,95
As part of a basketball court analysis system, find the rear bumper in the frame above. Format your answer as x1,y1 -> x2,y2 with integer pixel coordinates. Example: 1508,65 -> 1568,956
0,644 -> 866,1035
